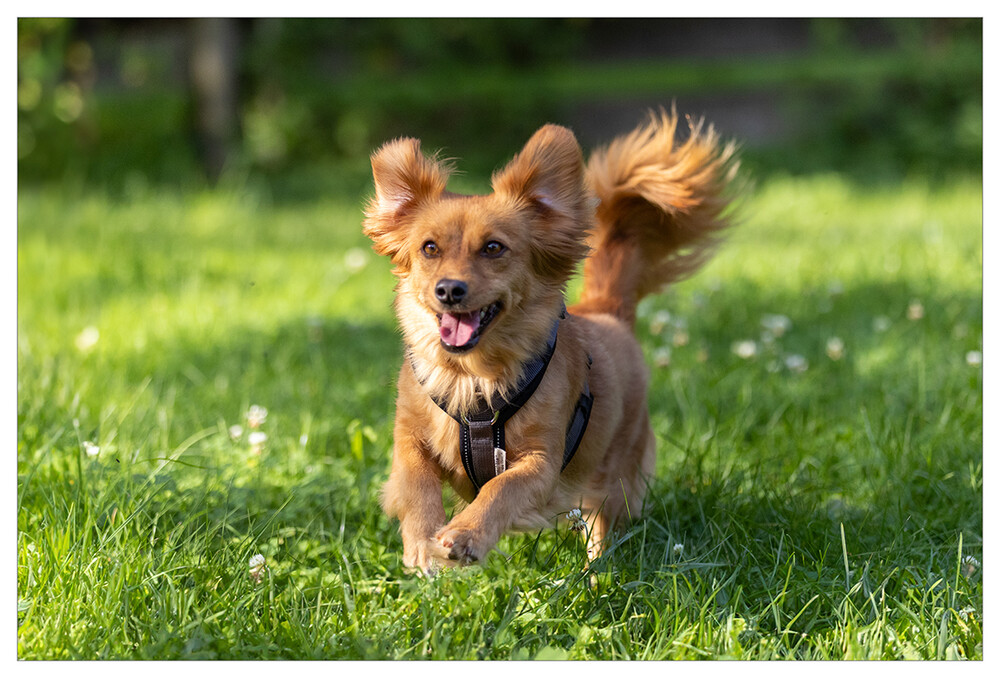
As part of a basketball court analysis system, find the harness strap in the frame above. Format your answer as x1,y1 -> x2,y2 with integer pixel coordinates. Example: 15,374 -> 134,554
563,380 -> 593,467
458,387 -> 593,494
416,307 -> 594,495
449,317 -> 559,493
460,410 -> 503,492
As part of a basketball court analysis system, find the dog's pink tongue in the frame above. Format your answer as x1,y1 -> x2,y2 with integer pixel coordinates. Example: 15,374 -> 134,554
440,311 -> 480,347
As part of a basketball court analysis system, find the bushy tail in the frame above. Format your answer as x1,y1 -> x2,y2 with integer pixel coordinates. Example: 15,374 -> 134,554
574,110 -> 740,326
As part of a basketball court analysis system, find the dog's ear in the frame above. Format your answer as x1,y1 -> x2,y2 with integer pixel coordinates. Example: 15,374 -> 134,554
363,138 -> 452,266
492,125 -> 591,279
492,124 -> 587,216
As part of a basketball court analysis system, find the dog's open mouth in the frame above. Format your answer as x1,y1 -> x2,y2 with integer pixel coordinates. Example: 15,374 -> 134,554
437,302 -> 502,352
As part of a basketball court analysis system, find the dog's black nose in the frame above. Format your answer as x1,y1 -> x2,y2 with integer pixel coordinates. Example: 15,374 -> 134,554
435,279 -> 468,305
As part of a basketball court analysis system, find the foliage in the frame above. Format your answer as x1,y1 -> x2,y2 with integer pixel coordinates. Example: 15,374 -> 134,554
774,18 -> 982,179
16,18 -> 982,188
17,18 -> 202,185
17,173 -> 982,659
17,18 -> 90,179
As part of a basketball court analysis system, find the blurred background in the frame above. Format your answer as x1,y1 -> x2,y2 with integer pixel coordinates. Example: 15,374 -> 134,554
17,17 -> 982,195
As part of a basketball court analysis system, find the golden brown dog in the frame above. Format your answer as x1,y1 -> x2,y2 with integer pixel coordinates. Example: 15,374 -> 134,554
364,111 -> 738,575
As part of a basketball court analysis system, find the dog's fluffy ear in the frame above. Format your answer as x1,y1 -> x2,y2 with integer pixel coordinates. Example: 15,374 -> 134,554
492,125 -> 591,280
363,138 -> 452,266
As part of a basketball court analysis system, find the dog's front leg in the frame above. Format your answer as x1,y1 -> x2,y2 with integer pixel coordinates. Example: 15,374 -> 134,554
381,427 -> 448,576
434,450 -> 559,565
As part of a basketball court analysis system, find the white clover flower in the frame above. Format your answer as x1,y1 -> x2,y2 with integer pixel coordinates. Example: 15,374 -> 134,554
566,509 -> 586,532
966,350 -> 982,367
962,555 -> 980,576
246,405 -> 268,428
83,441 -> 100,457
672,543 -> 684,556
732,340 -> 758,359
784,354 -> 809,373
249,431 -> 267,456
873,316 -> 891,333
653,346 -> 672,368
74,326 -> 100,353
907,300 -> 924,321
249,553 -> 267,583
761,314 -> 792,337
343,247 -> 369,273
649,310 -> 672,336
672,329 -> 690,347
826,337 -> 845,361
228,424 -> 244,441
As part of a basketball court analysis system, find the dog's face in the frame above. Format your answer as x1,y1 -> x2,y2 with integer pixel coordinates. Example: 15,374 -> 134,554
399,197 -> 531,354
364,125 -> 592,366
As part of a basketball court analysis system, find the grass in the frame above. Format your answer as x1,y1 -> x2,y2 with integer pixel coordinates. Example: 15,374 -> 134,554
16,171 -> 982,659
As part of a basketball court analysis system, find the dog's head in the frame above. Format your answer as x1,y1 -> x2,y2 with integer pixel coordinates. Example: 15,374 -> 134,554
363,125 -> 591,371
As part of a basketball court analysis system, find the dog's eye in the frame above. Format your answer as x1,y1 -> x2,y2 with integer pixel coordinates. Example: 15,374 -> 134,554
421,241 -> 440,258
481,240 -> 506,258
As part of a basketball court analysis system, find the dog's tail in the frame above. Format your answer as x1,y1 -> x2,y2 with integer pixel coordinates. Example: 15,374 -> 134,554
575,110 -> 740,326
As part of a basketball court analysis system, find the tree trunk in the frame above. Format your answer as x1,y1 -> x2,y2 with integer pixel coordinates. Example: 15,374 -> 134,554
189,18 -> 239,182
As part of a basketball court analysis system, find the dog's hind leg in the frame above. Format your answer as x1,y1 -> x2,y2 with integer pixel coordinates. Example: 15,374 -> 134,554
584,422 -> 656,562
585,508 -> 613,562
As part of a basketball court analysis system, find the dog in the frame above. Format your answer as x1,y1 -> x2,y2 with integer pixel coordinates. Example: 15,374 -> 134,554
363,111 -> 738,575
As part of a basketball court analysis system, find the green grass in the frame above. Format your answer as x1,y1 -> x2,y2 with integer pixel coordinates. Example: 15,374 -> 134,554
17,172 -> 982,659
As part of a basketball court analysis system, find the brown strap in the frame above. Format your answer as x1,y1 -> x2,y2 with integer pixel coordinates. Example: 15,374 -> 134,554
466,417 -> 497,491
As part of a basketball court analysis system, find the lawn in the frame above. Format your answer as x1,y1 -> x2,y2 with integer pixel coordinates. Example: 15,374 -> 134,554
16,171 -> 982,659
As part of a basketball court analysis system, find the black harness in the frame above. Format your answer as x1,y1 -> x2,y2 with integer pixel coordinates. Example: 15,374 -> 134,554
420,310 -> 593,496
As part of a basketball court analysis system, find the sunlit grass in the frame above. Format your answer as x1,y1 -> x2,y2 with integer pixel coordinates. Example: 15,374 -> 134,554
17,173 -> 981,659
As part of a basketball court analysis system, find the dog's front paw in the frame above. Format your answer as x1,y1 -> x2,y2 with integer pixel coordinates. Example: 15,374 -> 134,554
402,538 -> 442,578
433,524 -> 493,566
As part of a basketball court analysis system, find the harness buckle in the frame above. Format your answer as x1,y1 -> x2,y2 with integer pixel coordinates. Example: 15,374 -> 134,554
460,410 -> 500,426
